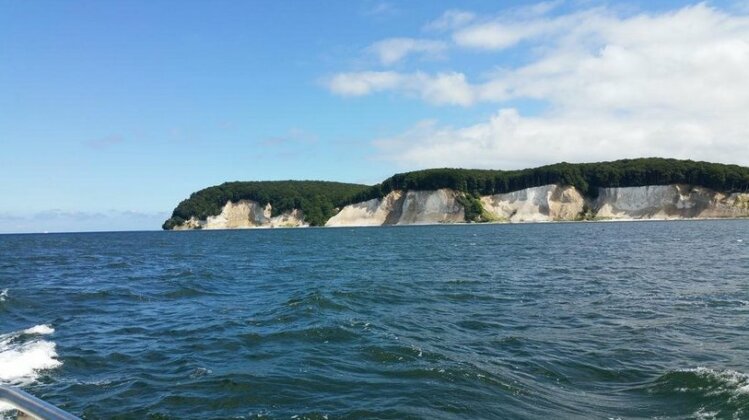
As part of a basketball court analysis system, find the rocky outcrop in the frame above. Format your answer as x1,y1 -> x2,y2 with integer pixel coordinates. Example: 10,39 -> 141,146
172,200 -> 307,230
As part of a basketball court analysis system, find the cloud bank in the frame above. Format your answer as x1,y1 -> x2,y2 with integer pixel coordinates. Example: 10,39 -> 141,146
328,3 -> 749,169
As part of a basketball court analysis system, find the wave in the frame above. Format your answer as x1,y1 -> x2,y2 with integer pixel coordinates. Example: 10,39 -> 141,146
22,324 -> 55,335
0,324 -> 62,385
646,367 -> 749,418
0,289 -> 7,302
285,291 -> 350,311
161,286 -> 212,299
656,367 -> 749,397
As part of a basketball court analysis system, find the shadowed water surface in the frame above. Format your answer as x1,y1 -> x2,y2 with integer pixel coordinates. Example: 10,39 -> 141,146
1,221 -> 748,419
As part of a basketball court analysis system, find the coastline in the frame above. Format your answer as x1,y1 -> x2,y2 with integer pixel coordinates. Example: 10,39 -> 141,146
165,216 -> 749,232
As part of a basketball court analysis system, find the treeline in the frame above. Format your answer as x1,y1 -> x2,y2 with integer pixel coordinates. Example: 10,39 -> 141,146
163,180 -> 369,229
164,158 -> 749,229
345,158 -> 749,204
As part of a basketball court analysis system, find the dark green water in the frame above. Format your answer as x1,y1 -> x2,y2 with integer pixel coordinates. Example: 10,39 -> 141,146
1,221 -> 748,419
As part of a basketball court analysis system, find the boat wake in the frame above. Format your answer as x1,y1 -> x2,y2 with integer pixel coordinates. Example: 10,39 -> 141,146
0,324 -> 62,414
0,324 -> 61,385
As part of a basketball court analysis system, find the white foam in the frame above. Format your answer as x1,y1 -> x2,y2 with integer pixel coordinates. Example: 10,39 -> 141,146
0,325 -> 62,386
0,401 -> 15,414
678,367 -> 749,398
23,324 -> 54,335
0,289 -> 7,302
692,407 -> 719,420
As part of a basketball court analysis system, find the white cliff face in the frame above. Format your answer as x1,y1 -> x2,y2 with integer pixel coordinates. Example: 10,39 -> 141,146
480,185 -> 586,222
594,185 -> 749,219
324,191 -> 404,226
325,189 -> 463,227
173,185 -> 749,229
173,200 -> 307,230
397,189 -> 465,225
172,218 -> 201,230
268,209 -> 307,227
705,192 -> 749,217
204,201 -> 269,229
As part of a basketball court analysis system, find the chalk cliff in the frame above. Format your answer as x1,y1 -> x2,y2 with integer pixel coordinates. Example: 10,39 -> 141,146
480,185 -> 585,222
325,189 -> 464,227
323,191 -> 404,226
163,159 -> 749,229
172,200 -> 307,230
593,185 -> 749,220
167,185 -> 749,229
321,184 -> 749,227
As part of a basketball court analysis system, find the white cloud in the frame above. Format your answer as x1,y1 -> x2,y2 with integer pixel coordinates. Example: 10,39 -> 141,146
451,7 -> 604,51
414,72 -> 473,106
374,108 -> 748,169
327,71 -> 403,96
524,1 -> 563,17
364,1 -> 399,16
327,71 -> 474,106
450,1 -> 570,50
367,38 -> 447,65
452,21 -> 542,50
424,10 -> 476,31
329,3 -> 749,168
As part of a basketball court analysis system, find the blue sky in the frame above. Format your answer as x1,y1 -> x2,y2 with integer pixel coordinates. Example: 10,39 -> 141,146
2,0 -> 748,233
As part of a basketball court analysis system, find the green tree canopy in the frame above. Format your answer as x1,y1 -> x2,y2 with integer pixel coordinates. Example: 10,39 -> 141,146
163,181 -> 369,229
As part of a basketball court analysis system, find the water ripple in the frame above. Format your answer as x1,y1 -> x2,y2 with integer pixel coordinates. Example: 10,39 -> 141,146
0,222 -> 748,418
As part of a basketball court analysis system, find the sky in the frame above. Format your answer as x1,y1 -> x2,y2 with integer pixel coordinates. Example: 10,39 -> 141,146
2,0 -> 749,233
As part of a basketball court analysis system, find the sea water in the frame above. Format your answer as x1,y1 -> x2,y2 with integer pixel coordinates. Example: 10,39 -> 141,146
1,220 -> 748,419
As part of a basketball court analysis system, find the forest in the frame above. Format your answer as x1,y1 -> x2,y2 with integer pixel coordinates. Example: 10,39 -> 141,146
163,158 -> 749,228
346,158 -> 749,204
163,181 -> 369,229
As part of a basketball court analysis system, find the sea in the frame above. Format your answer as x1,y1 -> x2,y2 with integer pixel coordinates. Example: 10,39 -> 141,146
1,220 -> 748,419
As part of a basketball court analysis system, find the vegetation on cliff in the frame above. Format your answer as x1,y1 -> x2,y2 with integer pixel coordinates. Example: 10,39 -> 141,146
347,158 -> 749,204
163,181 -> 369,229
164,158 -> 749,229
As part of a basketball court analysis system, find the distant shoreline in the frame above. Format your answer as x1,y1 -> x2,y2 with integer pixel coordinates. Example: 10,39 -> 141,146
169,216 -> 749,231
2,216 -> 747,236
